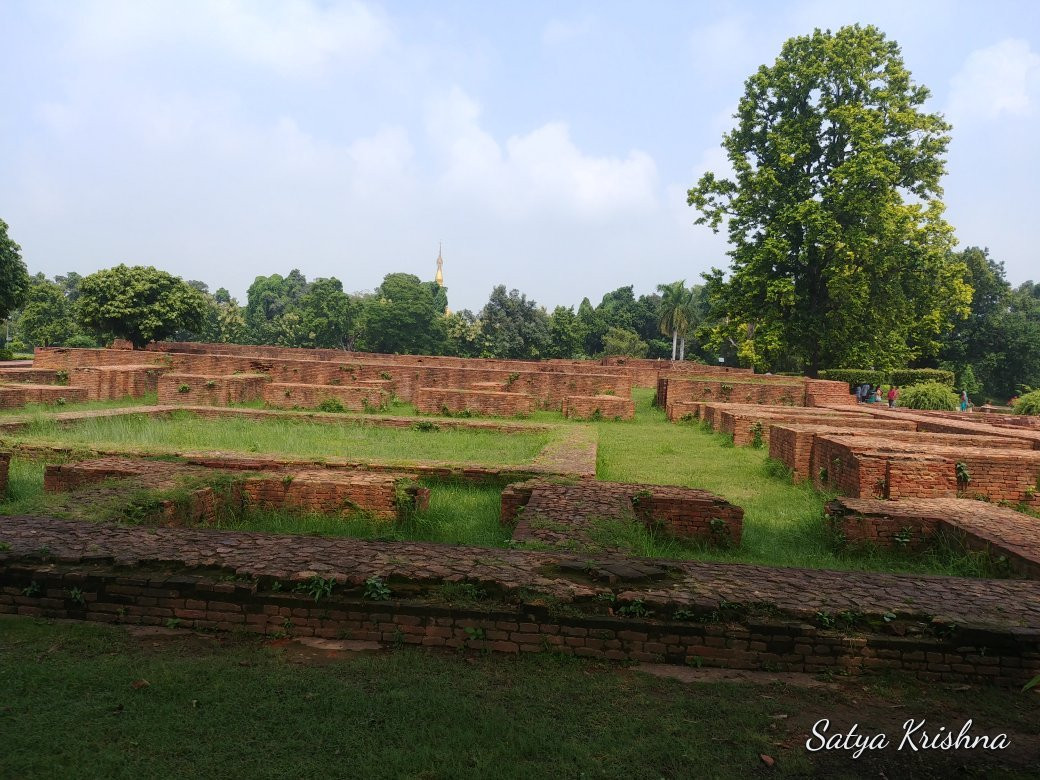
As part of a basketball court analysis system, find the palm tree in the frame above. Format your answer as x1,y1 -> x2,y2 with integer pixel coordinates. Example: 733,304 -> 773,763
656,280 -> 689,361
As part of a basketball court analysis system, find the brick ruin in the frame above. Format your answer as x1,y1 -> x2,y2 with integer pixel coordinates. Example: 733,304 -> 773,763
562,395 -> 635,421
0,450 -> 9,497
414,387 -> 536,417
500,478 -> 743,550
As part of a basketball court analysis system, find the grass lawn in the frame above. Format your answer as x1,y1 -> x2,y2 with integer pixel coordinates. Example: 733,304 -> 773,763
3,409 -> 552,466
0,617 -> 1036,779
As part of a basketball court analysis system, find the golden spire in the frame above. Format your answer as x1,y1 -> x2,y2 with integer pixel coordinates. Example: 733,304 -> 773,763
435,242 -> 444,286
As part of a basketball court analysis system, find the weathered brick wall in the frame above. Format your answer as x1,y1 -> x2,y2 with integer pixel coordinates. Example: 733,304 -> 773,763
804,379 -> 858,407
633,486 -> 743,545
44,460 -> 147,492
0,368 -> 67,384
241,471 -> 426,520
0,384 -> 88,409
2,561 -> 1037,685
34,348 -> 170,370
414,388 -> 535,417
157,374 -> 270,406
562,395 -> 635,421
72,365 -> 166,401
262,383 -> 390,412
884,458 -> 958,499
659,377 -> 804,408
769,424 -> 1027,482
0,451 -> 9,497
828,497 -> 1040,579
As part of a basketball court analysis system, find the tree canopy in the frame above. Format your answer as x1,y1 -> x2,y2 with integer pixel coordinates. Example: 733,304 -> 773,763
0,219 -> 30,330
76,265 -> 209,348
688,24 -> 971,373
363,273 -> 446,354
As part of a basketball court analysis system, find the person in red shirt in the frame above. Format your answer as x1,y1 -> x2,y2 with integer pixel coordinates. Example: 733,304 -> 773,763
887,385 -> 899,408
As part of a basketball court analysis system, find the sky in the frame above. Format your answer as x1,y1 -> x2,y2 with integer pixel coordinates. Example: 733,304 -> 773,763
1,0 -> 1038,312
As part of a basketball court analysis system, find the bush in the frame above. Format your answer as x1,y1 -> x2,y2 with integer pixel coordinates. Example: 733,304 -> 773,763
818,369 -> 888,389
316,397 -> 346,413
898,382 -> 959,411
0,348 -> 12,361
64,334 -> 97,348
890,368 -> 954,387
1013,390 -> 1040,416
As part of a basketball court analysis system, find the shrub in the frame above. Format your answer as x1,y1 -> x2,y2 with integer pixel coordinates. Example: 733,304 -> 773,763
818,369 -> 888,390
0,348 -> 13,361
1013,390 -> 1040,416
889,368 -> 954,387
64,334 -> 97,348
317,397 -> 346,413
898,382 -> 959,411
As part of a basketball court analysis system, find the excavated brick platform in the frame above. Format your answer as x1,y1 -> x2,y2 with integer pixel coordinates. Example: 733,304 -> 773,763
659,376 -> 804,408
42,457 -> 427,522
562,395 -> 635,421
0,368 -> 67,384
71,365 -> 167,401
0,516 -> 1037,685
827,497 -> 1040,579
157,373 -> 270,405
414,387 -> 535,417
501,479 -> 742,550
811,435 -> 1040,506
261,383 -> 390,411
771,424 -> 1030,482
0,383 -> 88,409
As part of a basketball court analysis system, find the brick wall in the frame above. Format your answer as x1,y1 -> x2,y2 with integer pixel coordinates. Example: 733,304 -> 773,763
562,395 -> 635,421
262,383 -> 390,412
804,379 -> 858,407
241,471 -> 426,520
2,561 -> 1036,686
157,374 -> 270,406
0,384 -> 88,409
414,388 -> 535,417
0,368 -> 67,384
632,486 -> 744,545
658,377 -> 804,408
72,365 -> 167,401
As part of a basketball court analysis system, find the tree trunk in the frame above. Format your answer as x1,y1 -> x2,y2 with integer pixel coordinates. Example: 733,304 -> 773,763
679,337 -> 686,361
671,329 -> 678,361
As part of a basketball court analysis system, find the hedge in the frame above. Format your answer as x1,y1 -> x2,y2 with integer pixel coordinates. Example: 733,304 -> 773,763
1013,390 -> 1040,416
890,368 -> 955,388
818,369 -> 888,389
818,368 -> 956,390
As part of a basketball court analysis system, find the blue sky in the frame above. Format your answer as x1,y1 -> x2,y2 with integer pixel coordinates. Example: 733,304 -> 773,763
1,0 -> 1038,311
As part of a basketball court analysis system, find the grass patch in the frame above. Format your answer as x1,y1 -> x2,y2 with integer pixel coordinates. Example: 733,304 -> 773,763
4,411 -> 551,466
0,392 -> 159,417
0,617 -> 1036,779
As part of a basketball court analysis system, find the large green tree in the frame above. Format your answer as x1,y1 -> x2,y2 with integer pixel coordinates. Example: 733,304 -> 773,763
16,277 -> 76,347
547,305 -> 587,359
76,265 -> 209,348
362,273 -> 446,354
477,286 -> 550,360
0,219 -> 30,342
299,277 -> 357,349
244,270 -> 309,345
688,25 -> 970,373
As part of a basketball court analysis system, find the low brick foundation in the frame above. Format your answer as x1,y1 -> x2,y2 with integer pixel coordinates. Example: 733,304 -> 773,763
42,458 -> 428,522
562,395 -> 635,421
0,368 -> 67,384
158,373 -> 270,405
414,387 -> 535,417
71,365 -> 167,401
502,479 -> 743,549
827,497 -> 1040,579
0,384 -> 88,409
660,377 -> 804,408
1,517 -> 1037,686
262,383 -> 390,412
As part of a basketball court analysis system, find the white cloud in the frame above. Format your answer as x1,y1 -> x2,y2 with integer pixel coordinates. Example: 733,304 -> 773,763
67,0 -> 391,76
426,87 -> 658,220
948,39 -> 1040,121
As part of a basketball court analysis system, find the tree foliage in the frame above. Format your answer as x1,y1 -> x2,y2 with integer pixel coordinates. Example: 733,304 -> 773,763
76,265 -> 209,348
363,273 -> 446,354
601,327 -> 648,358
0,218 -> 30,329
688,25 -> 970,373
477,286 -> 550,360
16,277 -> 76,347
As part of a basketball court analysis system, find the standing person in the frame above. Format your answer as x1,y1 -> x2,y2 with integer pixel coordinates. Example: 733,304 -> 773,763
960,389 -> 969,411
874,386 -> 883,403
887,385 -> 899,408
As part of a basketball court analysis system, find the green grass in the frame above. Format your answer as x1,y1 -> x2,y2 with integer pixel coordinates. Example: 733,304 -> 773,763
0,617 -> 1036,780
213,479 -> 509,547
3,410 -> 552,466
0,392 -> 159,417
